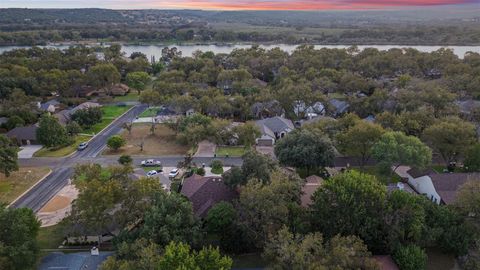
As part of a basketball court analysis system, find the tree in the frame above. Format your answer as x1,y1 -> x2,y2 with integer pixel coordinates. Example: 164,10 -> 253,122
0,135 -> 19,177
0,205 -> 40,270
233,121 -> 260,147
464,144 -> 480,172
236,170 -> 302,248
36,115 -> 70,148
107,135 -> 126,152
158,242 -> 233,270
66,121 -> 82,135
139,90 -> 161,107
87,63 -> 121,88
455,179 -> 480,230
222,166 -> 244,189
126,72 -> 150,94
118,155 -> 132,165
423,117 -> 477,166
336,121 -> 385,167
240,150 -> 278,185
263,227 -> 379,270
71,107 -> 103,128
372,131 -> 432,176
274,129 -> 335,173
4,115 -> 24,130
393,244 -> 427,270
205,202 -> 236,233
101,239 -> 161,270
310,170 -> 388,252
138,192 -> 201,247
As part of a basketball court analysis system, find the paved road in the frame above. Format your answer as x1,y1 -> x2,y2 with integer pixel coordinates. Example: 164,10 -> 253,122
11,105 -> 149,212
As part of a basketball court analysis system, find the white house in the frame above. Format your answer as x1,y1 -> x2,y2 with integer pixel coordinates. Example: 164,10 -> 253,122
293,101 -> 325,119
406,168 -> 480,205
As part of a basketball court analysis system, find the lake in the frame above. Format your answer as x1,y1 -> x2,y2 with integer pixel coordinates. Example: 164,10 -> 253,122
1,44 -> 480,59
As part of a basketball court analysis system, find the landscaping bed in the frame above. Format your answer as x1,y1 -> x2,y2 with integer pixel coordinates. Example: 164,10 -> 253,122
103,123 -> 190,156
0,167 -> 50,204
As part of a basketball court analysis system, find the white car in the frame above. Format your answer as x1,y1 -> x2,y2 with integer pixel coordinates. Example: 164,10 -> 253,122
141,159 -> 162,167
168,168 -> 179,178
146,170 -> 159,177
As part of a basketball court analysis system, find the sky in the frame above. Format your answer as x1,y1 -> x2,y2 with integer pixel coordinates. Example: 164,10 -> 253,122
0,0 -> 478,10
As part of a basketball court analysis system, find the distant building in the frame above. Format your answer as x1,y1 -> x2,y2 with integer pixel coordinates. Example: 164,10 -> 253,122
180,174 -> 237,218
329,99 -> 350,117
39,99 -> 61,113
6,125 -> 39,145
250,100 -> 285,119
293,101 -> 325,119
54,102 -> 101,126
255,116 -> 294,146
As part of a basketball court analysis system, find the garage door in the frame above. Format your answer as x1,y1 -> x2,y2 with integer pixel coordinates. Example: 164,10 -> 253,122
257,139 -> 274,146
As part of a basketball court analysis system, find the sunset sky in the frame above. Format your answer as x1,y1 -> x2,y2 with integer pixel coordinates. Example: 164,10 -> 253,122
0,0 -> 478,10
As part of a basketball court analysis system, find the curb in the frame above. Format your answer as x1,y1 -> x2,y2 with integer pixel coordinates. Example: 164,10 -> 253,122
8,169 -> 53,208
63,105 -> 138,158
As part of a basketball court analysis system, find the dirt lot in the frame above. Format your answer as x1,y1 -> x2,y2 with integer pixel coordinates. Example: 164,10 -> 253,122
103,123 -> 190,156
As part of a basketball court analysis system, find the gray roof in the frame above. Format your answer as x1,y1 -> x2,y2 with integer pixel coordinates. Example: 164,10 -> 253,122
38,251 -> 113,270
456,100 -> 480,114
255,116 -> 294,134
329,99 -> 350,115
0,117 -> 8,125
70,102 -> 101,114
387,182 -> 418,195
40,99 -> 60,111
6,125 -> 38,141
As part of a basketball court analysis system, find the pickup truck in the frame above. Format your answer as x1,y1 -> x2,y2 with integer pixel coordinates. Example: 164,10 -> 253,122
141,159 -> 162,167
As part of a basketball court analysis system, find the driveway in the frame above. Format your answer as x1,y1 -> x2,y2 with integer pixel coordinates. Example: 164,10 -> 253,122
256,145 -> 275,158
194,141 -> 216,157
18,145 -> 43,159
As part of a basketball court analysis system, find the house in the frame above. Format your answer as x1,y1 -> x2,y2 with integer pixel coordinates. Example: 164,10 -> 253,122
39,99 -> 61,113
103,83 -> 130,96
255,116 -> 294,146
301,175 -> 323,207
72,85 -> 96,97
54,102 -> 101,126
293,101 -> 325,119
329,99 -> 350,117
6,125 -> 39,145
406,168 -> 480,205
180,174 -> 237,218
250,100 -> 284,119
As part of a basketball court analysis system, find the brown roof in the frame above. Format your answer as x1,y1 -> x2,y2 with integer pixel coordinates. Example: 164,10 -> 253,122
6,125 -> 38,141
180,174 -> 237,218
104,83 -> 130,96
301,175 -> 323,207
373,255 -> 399,270
430,173 -> 480,204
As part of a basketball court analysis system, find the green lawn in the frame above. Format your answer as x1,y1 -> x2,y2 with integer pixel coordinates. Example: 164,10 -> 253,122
113,92 -> 139,102
34,135 -> 91,157
101,105 -> 132,119
215,146 -> 246,157
37,224 -> 66,249
140,107 -> 161,117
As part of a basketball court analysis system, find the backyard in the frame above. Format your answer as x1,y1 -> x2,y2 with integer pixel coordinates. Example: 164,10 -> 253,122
0,167 -> 50,204
103,123 -> 190,156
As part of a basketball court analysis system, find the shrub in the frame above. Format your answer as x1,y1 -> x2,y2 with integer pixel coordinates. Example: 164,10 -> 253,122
107,135 -> 126,151
211,159 -> 223,174
393,244 -> 427,270
118,155 -> 133,165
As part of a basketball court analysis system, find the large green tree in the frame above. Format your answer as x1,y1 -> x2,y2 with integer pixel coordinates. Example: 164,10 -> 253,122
36,115 -> 70,148
372,131 -> 432,175
0,205 -> 41,270
310,170 -> 388,252
0,135 -> 19,177
422,117 -> 477,165
274,129 -> 335,173
158,242 -> 232,270
126,71 -> 150,94
87,63 -> 121,88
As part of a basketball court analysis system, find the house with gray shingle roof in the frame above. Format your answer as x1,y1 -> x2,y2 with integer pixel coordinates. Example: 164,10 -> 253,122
255,116 -> 294,146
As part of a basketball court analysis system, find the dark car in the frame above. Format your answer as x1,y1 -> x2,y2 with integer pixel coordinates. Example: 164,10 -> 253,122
78,142 -> 88,151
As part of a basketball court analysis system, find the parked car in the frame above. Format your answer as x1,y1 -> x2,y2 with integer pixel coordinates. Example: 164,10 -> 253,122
168,168 -> 179,178
146,170 -> 159,177
78,142 -> 88,151
141,159 -> 162,167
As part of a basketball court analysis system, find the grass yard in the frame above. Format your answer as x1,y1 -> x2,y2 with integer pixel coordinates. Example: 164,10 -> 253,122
34,135 -> 91,157
103,123 -> 190,156
140,107 -> 161,117
215,146 -> 246,157
113,92 -> 139,102
83,105 -> 132,135
37,223 -> 66,249
0,167 -> 50,204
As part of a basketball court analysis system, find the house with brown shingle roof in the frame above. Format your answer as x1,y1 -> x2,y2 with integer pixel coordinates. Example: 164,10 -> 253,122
301,175 -> 323,207
180,174 -> 237,218
406,169 -> 480,205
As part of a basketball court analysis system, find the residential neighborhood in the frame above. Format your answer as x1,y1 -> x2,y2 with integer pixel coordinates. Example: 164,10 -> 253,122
1,8 -> 480,270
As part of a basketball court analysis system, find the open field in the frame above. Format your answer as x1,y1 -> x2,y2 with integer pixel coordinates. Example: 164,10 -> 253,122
0,167 -> 50,204
34,135 -> 91,157
215,146 -> 246,157
103,123 -> 190,156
